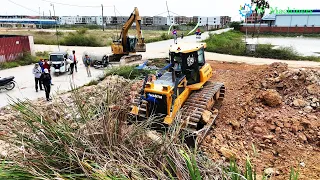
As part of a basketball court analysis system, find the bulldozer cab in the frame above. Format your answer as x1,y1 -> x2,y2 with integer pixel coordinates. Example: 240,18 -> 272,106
169,43 -> 206,85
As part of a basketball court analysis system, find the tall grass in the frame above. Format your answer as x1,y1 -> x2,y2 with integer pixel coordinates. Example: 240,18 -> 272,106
0,52 -> 40,69
1,79 -> 229,179
63,31 -> 102,46
104,65 -> 155,79
205,30 -> 320,62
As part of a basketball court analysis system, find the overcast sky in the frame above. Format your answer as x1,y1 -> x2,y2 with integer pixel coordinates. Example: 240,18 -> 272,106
2,0 -> 320,21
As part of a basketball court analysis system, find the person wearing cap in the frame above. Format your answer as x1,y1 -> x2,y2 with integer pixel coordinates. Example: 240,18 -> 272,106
83,54 -> 92,77
41,69 -> 52,101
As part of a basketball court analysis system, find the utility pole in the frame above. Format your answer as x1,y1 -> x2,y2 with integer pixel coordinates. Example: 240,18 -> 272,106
49,10 -> 51,18
51,3 -> 60,51
39,7 -> 42,29
101,4 -> 104,31
166,1 -> 171,25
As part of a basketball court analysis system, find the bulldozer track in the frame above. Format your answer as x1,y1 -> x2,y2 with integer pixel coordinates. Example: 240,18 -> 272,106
180,81 -> 225,133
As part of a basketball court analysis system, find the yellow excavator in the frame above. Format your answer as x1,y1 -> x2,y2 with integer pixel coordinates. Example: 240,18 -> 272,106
130,42 -> 225,144
109,7 -> 146,63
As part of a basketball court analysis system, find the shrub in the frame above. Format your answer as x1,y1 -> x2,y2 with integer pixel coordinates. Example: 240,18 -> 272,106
76,28 -> 88,34
36,31 -> 51,35
104,65 -> 155,79
63,33 -> 102,47
35,51 -> 50,58
55,31 -> 64,36
205,31 -> 246,56
0,52 -> 38,69
229,21 -> 241,30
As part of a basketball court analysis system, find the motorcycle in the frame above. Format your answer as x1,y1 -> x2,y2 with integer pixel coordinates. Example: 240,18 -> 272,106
93,55 -> 112,69
0,76 -> 15,91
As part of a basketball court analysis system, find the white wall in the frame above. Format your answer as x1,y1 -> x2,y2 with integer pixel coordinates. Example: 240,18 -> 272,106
167,16 -> 175,25
307,16 -> 320,26
276,15 -> 320,27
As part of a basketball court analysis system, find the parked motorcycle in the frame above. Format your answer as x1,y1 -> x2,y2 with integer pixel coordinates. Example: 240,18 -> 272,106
0,76 -> 15,91
93,55 -> 112,69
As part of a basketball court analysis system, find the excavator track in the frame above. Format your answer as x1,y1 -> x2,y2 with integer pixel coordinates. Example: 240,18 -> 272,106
120,54 -> 142,65
180,81 -> 225,134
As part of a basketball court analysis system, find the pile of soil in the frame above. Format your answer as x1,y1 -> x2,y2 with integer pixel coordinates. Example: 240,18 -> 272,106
202,61 -> 320,180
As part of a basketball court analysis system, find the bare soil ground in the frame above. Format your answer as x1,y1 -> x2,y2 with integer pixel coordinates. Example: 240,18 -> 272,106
202,61 -> 320,180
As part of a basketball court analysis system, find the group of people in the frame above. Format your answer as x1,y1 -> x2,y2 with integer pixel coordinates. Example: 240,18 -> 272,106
32,59 -> 53,101
69,50 -> 92,77
32,50 -> 93,102
172,28 -> 201,44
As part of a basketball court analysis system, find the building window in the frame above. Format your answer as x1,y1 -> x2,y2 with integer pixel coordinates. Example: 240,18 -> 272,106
214,21 -> 215,23
214,18 -> 216,20
200,18 -> 202,20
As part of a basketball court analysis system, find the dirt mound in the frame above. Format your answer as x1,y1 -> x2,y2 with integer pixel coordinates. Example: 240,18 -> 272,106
202,61 -> 320,180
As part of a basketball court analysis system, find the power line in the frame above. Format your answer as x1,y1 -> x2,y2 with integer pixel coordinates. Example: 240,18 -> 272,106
115,7 -> 122,16
7,0 -> 39,14
40,0 -> 113,8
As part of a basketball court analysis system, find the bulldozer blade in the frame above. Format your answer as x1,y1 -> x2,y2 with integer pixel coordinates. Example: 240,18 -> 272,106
135,43 -> 146,52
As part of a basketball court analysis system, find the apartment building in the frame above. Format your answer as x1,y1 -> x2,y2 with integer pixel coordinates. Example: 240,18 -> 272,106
220,16 -> 231,27
141,16 -> 153,25
153,16 -> 167,25
174,16 -> 193,24
0,15 -> 231,27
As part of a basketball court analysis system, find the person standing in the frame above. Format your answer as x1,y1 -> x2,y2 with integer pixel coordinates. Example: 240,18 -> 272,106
172,29 -> 177,44
43,59 -> 53,85
83,54 -> 92,77
32,63 -> 43,92
41,69 -> 52,101
69,50 -> 77,74
38,59 -> 44,72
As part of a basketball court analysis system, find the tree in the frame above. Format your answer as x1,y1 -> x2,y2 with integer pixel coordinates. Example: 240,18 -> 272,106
251,0 -> 270,37
229,21 -> 241,31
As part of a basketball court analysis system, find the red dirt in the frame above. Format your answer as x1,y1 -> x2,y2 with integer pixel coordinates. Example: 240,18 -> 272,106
202,61 -> 320,180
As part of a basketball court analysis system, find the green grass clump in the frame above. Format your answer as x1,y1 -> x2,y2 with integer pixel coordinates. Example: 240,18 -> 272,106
205,31 -> 246,56
145,33 -> 171,43
0,52 -> 39,69
63,32 -> 102,47
205,30 -> 320,62
76,28 -> 88,34
2,81 -> 228,179
104,65 -> 155,79
0,51 -> 52,69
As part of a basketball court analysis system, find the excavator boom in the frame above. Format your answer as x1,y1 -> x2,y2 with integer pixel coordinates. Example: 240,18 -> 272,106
110,7 -> 146,63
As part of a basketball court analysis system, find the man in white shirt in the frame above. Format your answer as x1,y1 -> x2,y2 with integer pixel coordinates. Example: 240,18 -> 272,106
68,50 -> 77,74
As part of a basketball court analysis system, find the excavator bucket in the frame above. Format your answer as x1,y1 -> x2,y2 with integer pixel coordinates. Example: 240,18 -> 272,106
135,43 -> 146,52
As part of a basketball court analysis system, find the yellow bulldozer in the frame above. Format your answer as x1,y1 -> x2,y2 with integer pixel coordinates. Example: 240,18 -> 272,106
130,42 -> 225,144
109,7 -> 146,64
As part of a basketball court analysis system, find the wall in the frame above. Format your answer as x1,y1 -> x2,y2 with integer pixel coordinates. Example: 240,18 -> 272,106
275,15 -> 320,27
240,26 -> 320,33
0,35 -> 31,63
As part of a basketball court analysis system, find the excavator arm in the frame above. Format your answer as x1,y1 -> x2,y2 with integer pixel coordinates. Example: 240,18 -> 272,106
119,7 -> 146,53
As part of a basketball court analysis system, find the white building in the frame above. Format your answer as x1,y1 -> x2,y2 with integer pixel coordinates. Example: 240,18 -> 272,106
197,16 -> 220,26
96,16 -> 112,25
167,16 -> 176,25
